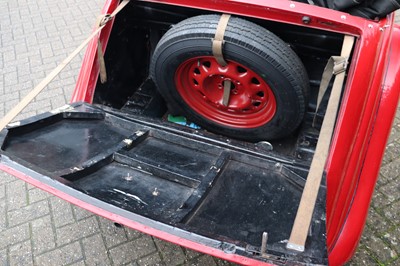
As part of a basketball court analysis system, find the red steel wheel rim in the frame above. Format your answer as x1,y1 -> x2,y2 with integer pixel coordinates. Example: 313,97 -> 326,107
174,56 -> 277,128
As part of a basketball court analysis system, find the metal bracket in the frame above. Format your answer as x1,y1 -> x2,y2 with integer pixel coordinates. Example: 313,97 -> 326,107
222,80 -> 231,106
260,232 -> 269,257
332,56 -> 348,75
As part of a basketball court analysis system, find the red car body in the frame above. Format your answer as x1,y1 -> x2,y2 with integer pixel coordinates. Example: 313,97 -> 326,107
1,0 -> 400,265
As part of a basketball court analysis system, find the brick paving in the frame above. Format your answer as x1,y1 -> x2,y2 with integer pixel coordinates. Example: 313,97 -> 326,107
0,1 -> 399,265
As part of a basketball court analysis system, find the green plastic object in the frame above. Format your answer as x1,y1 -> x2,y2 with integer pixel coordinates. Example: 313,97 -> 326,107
167,115 -> 201,129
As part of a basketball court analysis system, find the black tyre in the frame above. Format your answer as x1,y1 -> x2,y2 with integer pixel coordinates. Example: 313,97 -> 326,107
150,14 -> 309,141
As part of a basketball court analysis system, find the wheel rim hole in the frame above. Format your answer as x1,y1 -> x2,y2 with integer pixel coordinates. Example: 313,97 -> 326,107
256,91 -> 264,97
202,61 -> 211,68
253,101 -> 261,107
251,77 -> 260,85
193,79 -> 199,85
194,68 -> 200,74
237,66 -> 247,73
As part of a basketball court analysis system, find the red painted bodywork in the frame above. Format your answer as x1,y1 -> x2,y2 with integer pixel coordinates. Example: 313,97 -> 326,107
2,0 -> 399,265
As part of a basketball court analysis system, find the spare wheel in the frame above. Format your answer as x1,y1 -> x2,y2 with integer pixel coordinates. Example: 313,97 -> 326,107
150,14 -> 309,141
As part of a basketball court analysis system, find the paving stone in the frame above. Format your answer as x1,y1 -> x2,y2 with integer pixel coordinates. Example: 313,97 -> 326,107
31,215 -> 56,255
0,223 -> 30,250
49,197 -> 75,228
3,48 -> 16,64
0,184 -> 5,199
16,80 -> 33,93
382,200 -> 400,224
361,226 -> 398,263
98,216 -> 128,248
8,199 -> 49,227
4,99 -> 22,113
215,258 -> 236,265
5,179 -> 28,211
137,251 -> 164,266
39,43 -> 54,59
109,236 -> 157,265
382,141 -> 400,165
14,42 -> 28,55
0,248 -> 8,266
2,91 -> 19,102
366,207 -> 394,235
28,188 -> 51,203
371,189 -> 391,210
9,240 -> 33,266
68,261 -> 86,266
184,248 -> 203,261
379,178 -> 400,204
387,122 -> 400,143
380,157 -> 400,184
34,241 -> 83,266
348,247 -> 380,265
186,254 -> 218,266
382,226 -> 400,254
72,205 -> 93,221
4,72 -> 18,86
0,200 -> 6,230
56,216 -> 99,246
389,259 -> 400,265
31,85 -> 64,100
125,227 -> 144,240
154,238 -> 186,265
50,95 -> 69,109
0,172 -> 15,186
15,111 -> 38,121
81,234 -> 111,266
21,99 -> 51,114
131,262 -> 140,266
26,183 -> 35,190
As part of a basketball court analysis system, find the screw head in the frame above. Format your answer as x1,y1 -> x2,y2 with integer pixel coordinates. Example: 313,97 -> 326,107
302,16 -> 311,24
